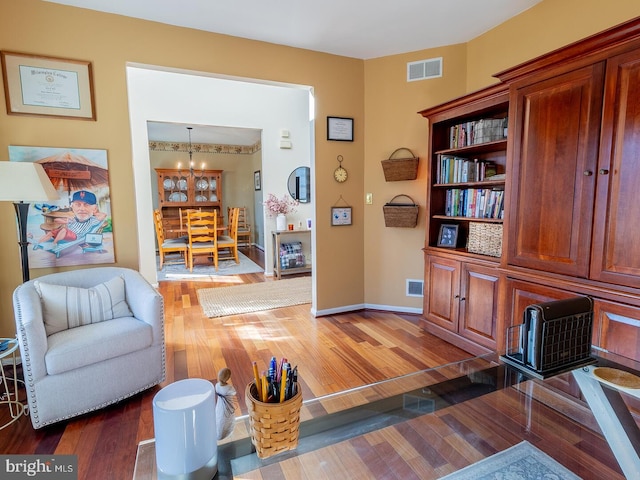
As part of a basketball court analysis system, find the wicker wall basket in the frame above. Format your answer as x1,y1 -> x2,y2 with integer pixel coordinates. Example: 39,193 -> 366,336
381,147 -> 419,181
383,194 -> 419,228
467,222 -> 503,257
245,382 -> 302,459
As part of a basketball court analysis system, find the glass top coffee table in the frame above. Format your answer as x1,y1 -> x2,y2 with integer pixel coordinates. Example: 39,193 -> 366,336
134,352 -> 640,479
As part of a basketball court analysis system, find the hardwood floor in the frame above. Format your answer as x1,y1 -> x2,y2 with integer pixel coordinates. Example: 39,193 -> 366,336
0,247 -> 474,480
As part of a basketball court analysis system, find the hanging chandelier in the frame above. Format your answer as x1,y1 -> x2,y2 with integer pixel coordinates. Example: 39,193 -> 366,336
177,126 -> 205,177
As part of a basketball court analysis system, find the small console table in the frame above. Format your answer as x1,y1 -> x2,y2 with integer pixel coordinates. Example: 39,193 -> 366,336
272,230 -> 312,279
0,337 -> 26,430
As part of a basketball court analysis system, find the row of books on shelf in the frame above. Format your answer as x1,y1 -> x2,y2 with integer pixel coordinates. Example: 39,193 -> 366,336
436,155 -> 498,184
444,188 -> 505,219
449,117 -> 507,148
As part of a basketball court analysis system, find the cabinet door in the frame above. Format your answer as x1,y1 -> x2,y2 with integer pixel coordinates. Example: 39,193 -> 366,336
459,263 -> 499,349
424,256 -> 460,333
591,50 -> 640,288
593,299 -> 640,363
505,279 -> 573,330
507,63 -> 604,277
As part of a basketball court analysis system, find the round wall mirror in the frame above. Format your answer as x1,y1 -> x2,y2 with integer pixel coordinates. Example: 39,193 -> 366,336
288,166 -> 310,203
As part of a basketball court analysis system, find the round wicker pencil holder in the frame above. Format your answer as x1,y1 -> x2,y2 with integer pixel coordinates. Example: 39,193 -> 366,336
245,382 -> 302,459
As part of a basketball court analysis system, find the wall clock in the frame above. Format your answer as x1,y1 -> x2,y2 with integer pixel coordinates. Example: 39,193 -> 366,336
334,155 -> 348,183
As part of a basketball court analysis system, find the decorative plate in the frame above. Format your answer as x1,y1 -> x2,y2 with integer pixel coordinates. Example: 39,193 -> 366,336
168,192 -> 188,202
177,179 -> 188,190
209,194 -> 218,202
195,195 -> 208,202
196,179 -> 209,190
210,179 -> 217,190
163,178 -> 175,190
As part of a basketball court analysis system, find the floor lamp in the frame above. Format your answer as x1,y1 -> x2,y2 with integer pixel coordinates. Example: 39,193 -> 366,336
0,162 -> 59,283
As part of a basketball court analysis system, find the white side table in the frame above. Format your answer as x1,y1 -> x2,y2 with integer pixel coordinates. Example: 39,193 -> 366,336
0,337 -> 26,430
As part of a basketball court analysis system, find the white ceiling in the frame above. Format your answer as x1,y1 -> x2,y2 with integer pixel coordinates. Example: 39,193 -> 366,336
46,0 -> 541,144
46,0 -> 540,59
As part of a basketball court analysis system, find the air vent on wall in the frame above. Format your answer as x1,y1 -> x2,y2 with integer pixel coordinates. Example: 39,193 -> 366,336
407,57 -> 443,82
406,279 -> 424,297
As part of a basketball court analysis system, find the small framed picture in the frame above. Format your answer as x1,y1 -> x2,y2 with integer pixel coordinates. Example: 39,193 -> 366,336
437,224 -> 459,248
254,170 -> 261,191
327,116 -> 354,142
331,207 -> 352,226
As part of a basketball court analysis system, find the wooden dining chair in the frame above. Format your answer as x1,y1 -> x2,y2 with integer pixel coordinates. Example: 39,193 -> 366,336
233,206 -> 252,247
153,209 -> 188,268
186,209 -> 219,271
218,207 -> 239,264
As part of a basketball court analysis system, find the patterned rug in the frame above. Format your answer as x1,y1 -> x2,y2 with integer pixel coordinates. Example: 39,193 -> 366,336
156,252 -> 263,281
197,276 -> 311,318
440,441 -> 581,479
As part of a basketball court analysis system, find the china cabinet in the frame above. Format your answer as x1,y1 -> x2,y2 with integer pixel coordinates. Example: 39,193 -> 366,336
155,168 -> 223,238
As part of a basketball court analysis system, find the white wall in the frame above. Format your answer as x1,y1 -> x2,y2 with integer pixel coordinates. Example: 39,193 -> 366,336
126,65 -> 314,285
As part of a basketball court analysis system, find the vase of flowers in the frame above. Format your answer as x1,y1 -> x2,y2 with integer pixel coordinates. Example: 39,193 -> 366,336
264,193 -> 298,231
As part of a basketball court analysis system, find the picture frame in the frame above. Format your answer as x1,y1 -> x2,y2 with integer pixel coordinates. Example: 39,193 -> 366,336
437,224 -> 459,248
331,206 -> 352,226
327,116 -> 354,142
254,170 -> 261,191
1,51 -> 96,120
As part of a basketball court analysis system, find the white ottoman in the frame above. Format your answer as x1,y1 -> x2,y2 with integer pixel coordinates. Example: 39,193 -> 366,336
153,379 -> 217,480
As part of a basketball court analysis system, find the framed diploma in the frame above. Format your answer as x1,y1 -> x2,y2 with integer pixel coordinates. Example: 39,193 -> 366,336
327,116 -> 354,142
331,206 -> 353,226
1,51 -> 96,120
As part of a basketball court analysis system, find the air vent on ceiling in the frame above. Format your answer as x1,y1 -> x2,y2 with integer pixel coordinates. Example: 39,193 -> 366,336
406,279 -> 424,297
407,57 -> 443,82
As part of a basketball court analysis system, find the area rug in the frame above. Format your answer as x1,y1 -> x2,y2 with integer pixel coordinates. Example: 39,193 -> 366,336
156,252 -> 263,281
197,276 -> 311,317
440,441 -> 581,479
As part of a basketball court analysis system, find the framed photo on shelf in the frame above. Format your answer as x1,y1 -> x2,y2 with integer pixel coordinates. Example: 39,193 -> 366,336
327,116 -> 354,142
254,170 -> 261,191
1,51 -> 96,120
437,224 -> 459,248
331,207 -> 352,226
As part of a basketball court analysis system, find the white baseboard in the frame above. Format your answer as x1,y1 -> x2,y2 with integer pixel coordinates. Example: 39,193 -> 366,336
314,303 -> 422,317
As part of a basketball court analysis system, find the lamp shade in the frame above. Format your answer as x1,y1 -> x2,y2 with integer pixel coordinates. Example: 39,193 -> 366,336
0,162 -> 59,202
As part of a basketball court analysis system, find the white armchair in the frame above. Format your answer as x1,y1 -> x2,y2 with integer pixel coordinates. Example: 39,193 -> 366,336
13,267 -> 165,429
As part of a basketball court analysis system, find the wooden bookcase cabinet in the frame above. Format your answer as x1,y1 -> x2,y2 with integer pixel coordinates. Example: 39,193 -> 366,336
419,18 -> 640,361
419,84 -> 508,354
495,18 -> 640,362
155,168 -> 223,238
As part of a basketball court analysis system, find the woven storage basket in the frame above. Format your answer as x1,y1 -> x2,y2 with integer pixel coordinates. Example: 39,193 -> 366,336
381,148 -> 419,181
245,382 -> 302,459
383,194 -> 419,228
467,222 -> 503,257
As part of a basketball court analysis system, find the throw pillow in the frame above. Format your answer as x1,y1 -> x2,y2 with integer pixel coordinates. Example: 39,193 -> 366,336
34,275 -> 133,336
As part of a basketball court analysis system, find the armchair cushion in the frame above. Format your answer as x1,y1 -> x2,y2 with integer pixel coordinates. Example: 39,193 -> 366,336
35,275 -> 133,335
45,317 -> 152,375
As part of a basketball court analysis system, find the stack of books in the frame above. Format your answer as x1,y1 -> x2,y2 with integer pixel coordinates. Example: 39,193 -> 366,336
436,155 -> 497,184
445,188 -> 504,219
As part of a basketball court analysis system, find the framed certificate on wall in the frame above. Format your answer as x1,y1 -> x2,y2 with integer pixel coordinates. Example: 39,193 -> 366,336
327,116 -> 354,142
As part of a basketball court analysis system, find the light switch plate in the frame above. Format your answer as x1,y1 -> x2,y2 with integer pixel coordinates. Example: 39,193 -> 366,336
365,193 -> 373,204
